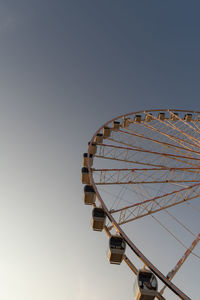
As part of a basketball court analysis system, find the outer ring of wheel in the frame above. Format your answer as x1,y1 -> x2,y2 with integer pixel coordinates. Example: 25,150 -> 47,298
87,109 -> 199,300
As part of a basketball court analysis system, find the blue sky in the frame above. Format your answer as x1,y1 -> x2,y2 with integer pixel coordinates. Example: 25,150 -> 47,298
0,1 -> 200,299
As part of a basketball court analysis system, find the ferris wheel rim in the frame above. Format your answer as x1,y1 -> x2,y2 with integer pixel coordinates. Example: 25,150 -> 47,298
87,109 -> 200,300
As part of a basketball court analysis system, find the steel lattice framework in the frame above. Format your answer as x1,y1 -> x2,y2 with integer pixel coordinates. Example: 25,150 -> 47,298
85,109 -> 200,300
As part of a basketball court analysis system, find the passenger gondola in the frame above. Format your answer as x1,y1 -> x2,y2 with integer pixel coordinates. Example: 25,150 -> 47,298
184,113 -> 192,122
94,133 -> 103,144
108,235 -> 126,264
158,112 -> 165,120
134,115 -> 142,123
133,269 -> 158,300
81,167 -> 90,184
103,126 -> 111,138
88,142 -> 97,155
91,207 -> 106,231
83,185 -> 96,205
122,117 -> 131,128
112,121 -> 120,130
82,153 -> 93,167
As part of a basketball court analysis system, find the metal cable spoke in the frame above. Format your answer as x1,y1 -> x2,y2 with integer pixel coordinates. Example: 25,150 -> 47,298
118,127 -> 200,157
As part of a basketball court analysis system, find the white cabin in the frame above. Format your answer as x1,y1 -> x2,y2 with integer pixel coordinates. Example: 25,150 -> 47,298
134,115 -> 142,123
103,126 -> 111,138
88,142 -> 97,155
83,185 -> 96,205
82,153 -> 93,167
81,167 -> 90,185
94,133 -> 103,144
112,120 -> 121,130
184,113 -> 192,121
108,235 -> 126,265
91,207 -> 106,231
133,270 -> 158,300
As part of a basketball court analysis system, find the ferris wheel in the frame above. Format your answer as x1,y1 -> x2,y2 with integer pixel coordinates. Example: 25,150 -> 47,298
81,109 -> 200,300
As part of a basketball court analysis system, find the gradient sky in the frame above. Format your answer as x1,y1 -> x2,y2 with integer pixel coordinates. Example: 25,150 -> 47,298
0,1 -> 200,300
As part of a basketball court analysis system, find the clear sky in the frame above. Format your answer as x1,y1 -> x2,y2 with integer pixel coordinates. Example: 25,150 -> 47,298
0,1 -> 200,300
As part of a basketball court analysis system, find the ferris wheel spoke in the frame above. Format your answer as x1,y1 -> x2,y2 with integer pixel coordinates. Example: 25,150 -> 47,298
150,111 -> 200,144
164,119 -> 200,148
110,189 -> 200,227
160,234 -> 200,295
100,143 -> 200,162
127,183 -> 199,239
93,167 -> 200,172
142,122 -> 200,152
95,180 -> 200,185
95,154 -> 170,168
168,111 -> 200,139
97,143 -> 200,168
109,182 -> 200,216
187,202 -> 200,215
113,187 -> 200,262
117,128 -> 200,157
93,168 -> 200,185
148,215 -> 200,258
191,120 -> 200,131
155,115 -> 200,147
